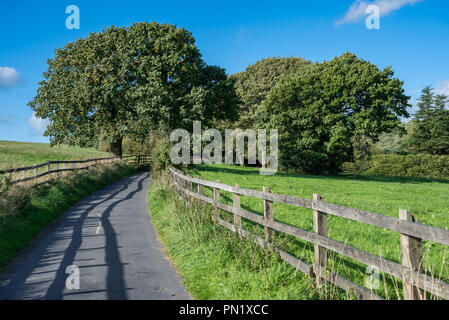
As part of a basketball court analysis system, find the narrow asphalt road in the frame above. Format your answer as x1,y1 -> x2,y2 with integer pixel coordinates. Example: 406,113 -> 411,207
0,172 -> 191,300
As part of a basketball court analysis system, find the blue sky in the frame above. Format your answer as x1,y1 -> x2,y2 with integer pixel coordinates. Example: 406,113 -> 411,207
0,0 -> 448,143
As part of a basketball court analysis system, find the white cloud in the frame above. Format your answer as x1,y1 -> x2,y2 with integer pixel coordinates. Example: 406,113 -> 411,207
28,113 -> 49,136
0,66 -> 22,88
435,80 -> 449,96
336,0 -> 421,25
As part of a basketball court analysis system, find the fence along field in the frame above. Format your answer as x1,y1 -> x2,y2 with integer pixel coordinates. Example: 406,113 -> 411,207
0,155 -> 150,188
169,167 -> 449,300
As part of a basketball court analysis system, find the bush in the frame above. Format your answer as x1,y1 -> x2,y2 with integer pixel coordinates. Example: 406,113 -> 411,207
0,185 -> 32,222
150,136 -> 172,173
342,154 -> 449,180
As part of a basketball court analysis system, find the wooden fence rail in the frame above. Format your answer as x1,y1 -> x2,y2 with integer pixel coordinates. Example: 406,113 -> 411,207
169,167 -> 449,300
0,154 -> 150,188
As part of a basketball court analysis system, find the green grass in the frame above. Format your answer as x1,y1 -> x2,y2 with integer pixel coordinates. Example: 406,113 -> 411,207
148,173 -> 346,300
0,163 -> 146,272
150,164 -> 449,300
0,140 -> 108,170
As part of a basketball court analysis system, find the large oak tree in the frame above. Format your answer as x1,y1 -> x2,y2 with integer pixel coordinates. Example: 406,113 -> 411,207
29,22 -> 239,156
230,57 -> 310,129
257,52 -> 411,174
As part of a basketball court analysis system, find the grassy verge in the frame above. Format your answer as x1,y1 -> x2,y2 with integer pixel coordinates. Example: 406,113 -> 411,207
0,163 -> 146,272
148,172 -> 354,300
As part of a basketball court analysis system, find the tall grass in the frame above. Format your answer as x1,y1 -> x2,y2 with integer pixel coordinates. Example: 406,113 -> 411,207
148,165 -> 449,299
148,171 -> 358,300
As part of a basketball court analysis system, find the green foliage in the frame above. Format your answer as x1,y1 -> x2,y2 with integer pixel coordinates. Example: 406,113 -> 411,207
0,185 -> 31,221
405,86 -> 449,155
0,175 -> 9,193
150,135 -> 173,173
28,22 -> 239,156
342,153 -> 449,180
230,56 -> 311,129
353,125 -> 408,159
257,52 -> 410,174
352,135 -> 374,161
372,131 -> 406,155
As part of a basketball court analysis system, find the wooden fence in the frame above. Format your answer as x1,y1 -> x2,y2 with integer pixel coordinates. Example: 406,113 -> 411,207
169,167 -> 449,300
0,154 -> 150,188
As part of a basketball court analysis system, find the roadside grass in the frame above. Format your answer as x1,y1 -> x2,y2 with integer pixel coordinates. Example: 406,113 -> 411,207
0,162 -> 146,272
0,140 -> 108,170
184,164 -> 449,299
148,172 -> 358,300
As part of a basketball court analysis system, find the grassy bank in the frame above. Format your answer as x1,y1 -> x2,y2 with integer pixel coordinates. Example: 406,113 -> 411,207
0,141 -> 108,170
149,165 -> 449,299
187,164 -> 449,299
0,163 -> 146,272
148,173 -> 353,300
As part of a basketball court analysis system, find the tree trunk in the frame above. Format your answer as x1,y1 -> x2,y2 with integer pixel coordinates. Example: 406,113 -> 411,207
110,137 -> 123,157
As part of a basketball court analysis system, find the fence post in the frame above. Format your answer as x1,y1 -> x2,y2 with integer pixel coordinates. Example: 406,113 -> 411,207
178,173 -> 185,200
176,174 -> 181,195
233,184 -> 241,236
187,175 -> 193,192
33,164 -> 38,186
261,150 -> 266,169
197,176 -> 204,196
213,180 -> 220,223
399,209 -> 424,300
187,175 -> 193,204
313,193 -> 327,288
56,163 -> 60,178
46,161 -> 51,180
263,186 -> 274,245
181,176 -> 187,201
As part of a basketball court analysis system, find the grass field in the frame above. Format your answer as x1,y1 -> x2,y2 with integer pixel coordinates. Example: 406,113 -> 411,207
0,141 -> 109,170
149,164 -> 449,299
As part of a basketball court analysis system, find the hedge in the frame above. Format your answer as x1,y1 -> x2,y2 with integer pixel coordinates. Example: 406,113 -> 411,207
342,154 -> 449,180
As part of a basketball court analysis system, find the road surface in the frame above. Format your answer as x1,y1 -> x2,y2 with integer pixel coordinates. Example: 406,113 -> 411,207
0,172 -> 191,300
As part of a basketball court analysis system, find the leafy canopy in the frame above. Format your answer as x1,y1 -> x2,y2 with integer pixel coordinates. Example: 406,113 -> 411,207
29,22 -> 239,155
257,52 -> 410,174
230,57 -> 311,129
